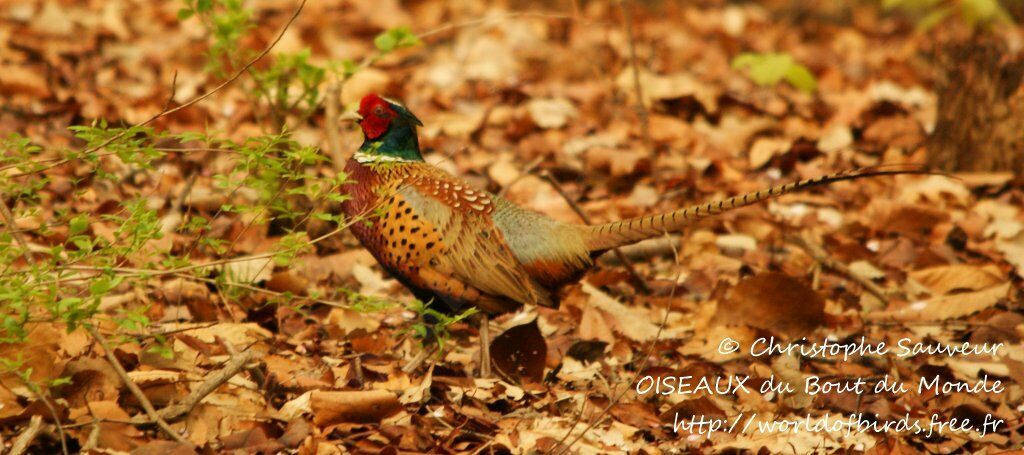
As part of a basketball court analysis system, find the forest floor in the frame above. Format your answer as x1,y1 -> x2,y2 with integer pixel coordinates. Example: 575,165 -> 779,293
1,0 -> 1023,453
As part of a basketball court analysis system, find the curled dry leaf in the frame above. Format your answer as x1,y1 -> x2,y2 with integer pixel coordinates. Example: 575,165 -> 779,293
816,126 -> 852,154
490,318 -> 547,383
0,386 -> 24,422
714,272 -> 825,338
585,147 -> 648,177
863,201 -> 950,237
867,282 -> 1010,322
351,263 -> 395,296
432,103 -> 486,137
68,400 -> 145,452
0,64 -> 51,98
265,270 -> 309,295
615,68 -> 718,111
748,136 -> 791,169
310,390 -> 401,426
898,175 -> 971,205
908,264 -> 1003,295
0,324 -> 67,395
205,255 -> 273,284
582,283 -> 661,341
294,250 -> 377,282
659,396 -> 725,425
527,97 -> 577,129
326,307 -> 381,336
161,322 -> 272,347
340,68 -> 390,106
399,366 -> 433,404
770,351 -> 812,409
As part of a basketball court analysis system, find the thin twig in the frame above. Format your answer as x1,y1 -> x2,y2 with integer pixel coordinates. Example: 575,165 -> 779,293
132,350 -> 258,423
86,325 -> 188,443
620,0 -> 653,158
324,79 -> 345,170
0,196 -> 35,267
26,390 -> 68,455
9,415 -> 45,455
401,343 -> 438,374
539,171 -> 652,294
786,233 -> 891,305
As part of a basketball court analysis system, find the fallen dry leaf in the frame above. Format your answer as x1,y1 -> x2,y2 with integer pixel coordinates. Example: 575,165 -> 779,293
714,272 -> 825,337
527,97 -> 577,129
490,318 -> 547,383
867,282 -> 1010,322
908,264 -> 1003,295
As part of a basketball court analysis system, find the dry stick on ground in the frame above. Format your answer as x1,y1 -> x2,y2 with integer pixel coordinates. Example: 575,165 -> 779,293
131,350 -> 259,423
540,171 -> 652,294
620,0 -> 653,158
786,233 -> 891,305
9,0 -> 308,179
220,338 -> 267,388
86,325 -> 188,443
9,415 -> 44,455
23,389 -> 68,455
401,343 -> 439,374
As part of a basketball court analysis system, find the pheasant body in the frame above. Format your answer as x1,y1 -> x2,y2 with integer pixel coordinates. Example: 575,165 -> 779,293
341,94 -> 921,315
342,155 -> 593,313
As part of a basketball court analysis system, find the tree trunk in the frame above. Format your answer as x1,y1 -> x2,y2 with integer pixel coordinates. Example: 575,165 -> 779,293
926,34 -> 1024,175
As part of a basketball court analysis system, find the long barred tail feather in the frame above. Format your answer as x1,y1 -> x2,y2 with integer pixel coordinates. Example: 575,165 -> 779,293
583,165 -> 935,252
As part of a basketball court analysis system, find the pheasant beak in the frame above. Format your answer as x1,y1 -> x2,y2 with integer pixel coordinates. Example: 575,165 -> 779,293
339,110 -> 363,123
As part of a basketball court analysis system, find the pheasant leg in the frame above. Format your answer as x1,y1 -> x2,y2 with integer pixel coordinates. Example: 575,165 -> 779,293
479,313 -> 492,377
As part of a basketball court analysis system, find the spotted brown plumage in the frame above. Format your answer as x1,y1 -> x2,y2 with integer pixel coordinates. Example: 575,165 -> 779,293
340,94 -> 926,318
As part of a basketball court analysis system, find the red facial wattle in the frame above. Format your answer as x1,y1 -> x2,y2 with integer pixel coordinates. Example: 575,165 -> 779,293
358,94 -> 397,140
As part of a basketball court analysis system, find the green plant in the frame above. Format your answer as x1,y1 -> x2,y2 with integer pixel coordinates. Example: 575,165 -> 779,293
406,300 -> 480,352
732,52 -> 818,93
0,2 -> 427,378
883,0 -> 1015,30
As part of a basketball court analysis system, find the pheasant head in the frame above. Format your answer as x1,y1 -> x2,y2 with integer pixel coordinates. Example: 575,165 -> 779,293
353,94 -> 424,162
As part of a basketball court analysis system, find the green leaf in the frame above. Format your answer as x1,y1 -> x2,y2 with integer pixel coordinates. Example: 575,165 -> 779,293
71,236 -> 93,253
732,52 -> 816,92
177,8 -> 195,20
50,376 -> 73,387
89,275 -> 123,296
916,5 -> 954,30
374,26 -> 421,53
374,33 -> 397,53
341,59 -> 359,77
69,214 -> 89,236
784,64 -> 818,93
960,0 -> 1012,27
196,0 -> 213,13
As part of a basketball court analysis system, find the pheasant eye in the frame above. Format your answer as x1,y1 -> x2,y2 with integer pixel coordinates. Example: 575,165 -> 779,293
373,105 -> 387,117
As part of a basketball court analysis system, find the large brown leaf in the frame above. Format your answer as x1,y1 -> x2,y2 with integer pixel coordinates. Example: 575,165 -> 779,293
490,319 -> 547,384
714,271 -> 825,337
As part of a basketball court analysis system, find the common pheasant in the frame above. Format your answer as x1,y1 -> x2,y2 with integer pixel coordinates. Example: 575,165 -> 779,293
341,94 -> 920,375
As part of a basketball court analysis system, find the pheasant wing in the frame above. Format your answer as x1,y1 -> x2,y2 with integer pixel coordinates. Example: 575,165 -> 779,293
397,174 -> 552,308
